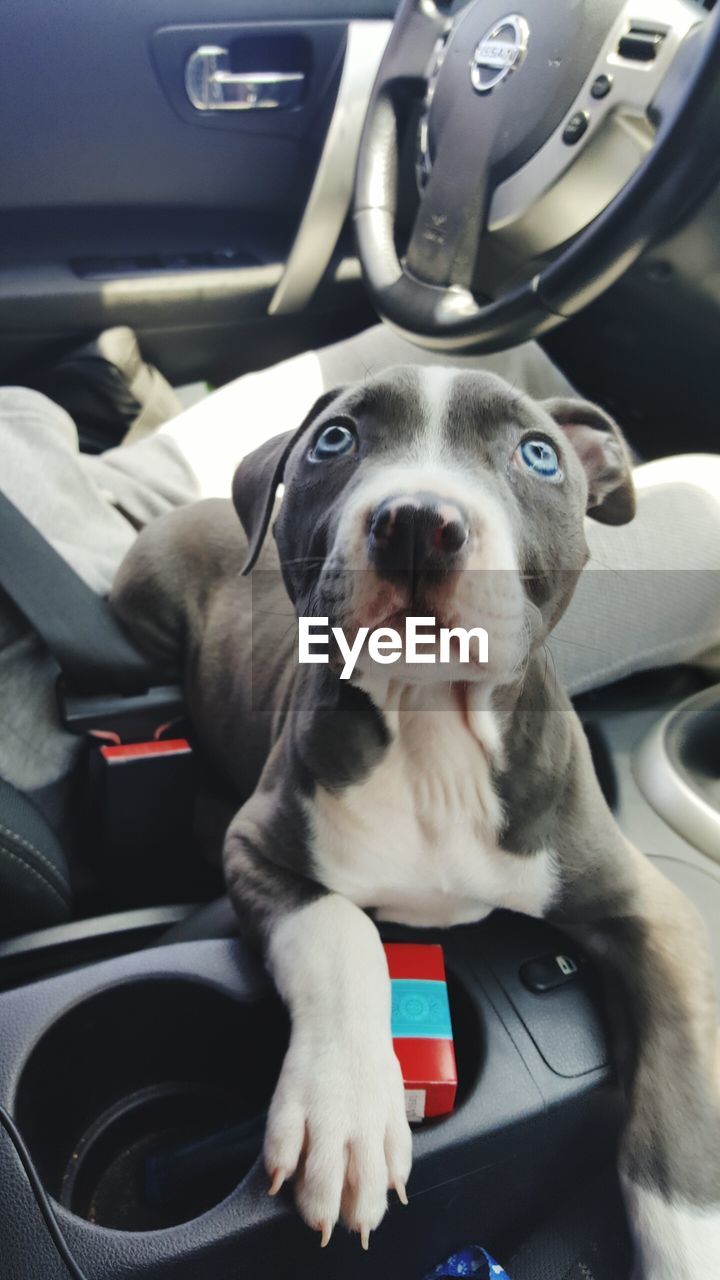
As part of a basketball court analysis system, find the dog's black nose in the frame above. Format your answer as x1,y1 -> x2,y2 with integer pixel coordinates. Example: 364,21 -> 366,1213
368,497 -> 468,578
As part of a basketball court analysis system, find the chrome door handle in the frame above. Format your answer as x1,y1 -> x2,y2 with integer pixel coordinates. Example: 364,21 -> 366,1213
185,45 -> 305,111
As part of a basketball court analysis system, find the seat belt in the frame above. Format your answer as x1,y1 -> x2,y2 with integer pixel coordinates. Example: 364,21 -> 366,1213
0,491 -> 195,904
0,489 -> 170,696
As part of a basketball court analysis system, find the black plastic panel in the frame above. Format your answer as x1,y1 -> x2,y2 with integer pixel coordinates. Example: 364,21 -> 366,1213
0,919 -> 619,1280
0,0 -> 392,383
0,906 -> 194,991
467,913 -> 609,1077
0,1 -> 395,213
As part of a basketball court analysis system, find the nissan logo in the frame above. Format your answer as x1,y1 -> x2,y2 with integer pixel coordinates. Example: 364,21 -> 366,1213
471,15 -> 530,94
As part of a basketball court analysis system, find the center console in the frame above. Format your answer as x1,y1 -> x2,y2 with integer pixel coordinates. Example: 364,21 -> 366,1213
0,913 -> 617,1280
4,672 -> 719,1279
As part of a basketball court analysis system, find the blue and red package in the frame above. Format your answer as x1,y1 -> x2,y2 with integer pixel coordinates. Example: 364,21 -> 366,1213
384,942 -> 458,1121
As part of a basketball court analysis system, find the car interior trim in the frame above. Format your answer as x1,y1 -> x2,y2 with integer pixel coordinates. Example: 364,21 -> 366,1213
268,19 -> 391,316
634,685 -> 720,863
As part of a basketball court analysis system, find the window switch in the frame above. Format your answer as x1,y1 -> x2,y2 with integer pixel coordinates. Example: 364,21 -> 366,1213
617,26 -> 666,63
520,953 -> 582,993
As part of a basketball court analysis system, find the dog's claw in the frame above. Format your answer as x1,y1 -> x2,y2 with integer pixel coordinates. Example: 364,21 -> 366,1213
318,1222 -> 333,1249
267,1168 -> 287,1196
394,1179 -> 409,1206
359,1225 -> 370,1251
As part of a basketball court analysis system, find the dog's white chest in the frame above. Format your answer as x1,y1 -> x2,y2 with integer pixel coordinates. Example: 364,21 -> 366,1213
308,684 -> 558,928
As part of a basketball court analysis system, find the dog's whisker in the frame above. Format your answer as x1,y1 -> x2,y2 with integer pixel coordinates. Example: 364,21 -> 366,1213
248,612 -> 298,624
540,642 -> 559,696
547,634 -> 613,654
586,554 -> 623,575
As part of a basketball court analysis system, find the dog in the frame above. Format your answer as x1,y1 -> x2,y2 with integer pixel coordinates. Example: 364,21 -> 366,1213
112,366 -> 720,1277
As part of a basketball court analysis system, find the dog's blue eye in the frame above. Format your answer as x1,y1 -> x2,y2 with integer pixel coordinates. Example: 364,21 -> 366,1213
515,437 -> 562,481
311,423 -> 357,461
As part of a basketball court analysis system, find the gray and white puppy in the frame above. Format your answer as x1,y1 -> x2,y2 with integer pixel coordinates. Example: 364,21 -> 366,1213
112,366 -> 720,1278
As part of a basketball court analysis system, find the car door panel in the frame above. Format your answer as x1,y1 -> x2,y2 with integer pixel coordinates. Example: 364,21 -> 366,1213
0,0 -> 396,383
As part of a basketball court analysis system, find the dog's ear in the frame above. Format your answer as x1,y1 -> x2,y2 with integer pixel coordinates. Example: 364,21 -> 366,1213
232,388 -> 344,575
542,398 -> 636,525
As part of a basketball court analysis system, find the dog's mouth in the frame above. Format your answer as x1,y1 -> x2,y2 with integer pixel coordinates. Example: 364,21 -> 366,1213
348,572 -> 461,632
375,601 -> 450,631
338,569 -> 517,638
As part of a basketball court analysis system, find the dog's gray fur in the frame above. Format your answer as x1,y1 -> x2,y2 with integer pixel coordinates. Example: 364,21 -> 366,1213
112,367 -> 720,1276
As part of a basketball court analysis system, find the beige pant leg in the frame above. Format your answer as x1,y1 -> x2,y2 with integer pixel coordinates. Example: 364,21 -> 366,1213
550,455 -> 720,694
155,326 -> 573,499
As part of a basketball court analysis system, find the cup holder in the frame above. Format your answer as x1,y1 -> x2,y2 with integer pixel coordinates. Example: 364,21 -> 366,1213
635,685 -> 720,861
14,978 -> 288,1231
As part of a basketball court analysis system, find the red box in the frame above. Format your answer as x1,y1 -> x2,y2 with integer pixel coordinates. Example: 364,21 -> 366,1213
384,943 -> 457,1122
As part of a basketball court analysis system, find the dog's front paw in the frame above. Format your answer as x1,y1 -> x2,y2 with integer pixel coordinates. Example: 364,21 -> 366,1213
264,1032 -> 412,1247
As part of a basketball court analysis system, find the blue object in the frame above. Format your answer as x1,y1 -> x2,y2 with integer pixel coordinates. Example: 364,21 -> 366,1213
391,979 -> 453,1039
517,437 -> 561,479
424,1245 -> 512,1278
311,423 -> 356,460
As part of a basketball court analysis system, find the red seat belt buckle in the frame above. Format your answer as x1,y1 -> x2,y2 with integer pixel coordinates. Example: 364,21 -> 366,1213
99,738 -> 192,764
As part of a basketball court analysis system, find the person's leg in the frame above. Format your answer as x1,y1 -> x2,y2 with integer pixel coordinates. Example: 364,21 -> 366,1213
549,454 -> 720,694
154,326 -> 574,498
313,324 -> 575,400
0,387 -> 197,823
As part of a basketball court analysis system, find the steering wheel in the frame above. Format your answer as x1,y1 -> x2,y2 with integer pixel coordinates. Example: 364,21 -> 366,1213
354,0 -> 720,352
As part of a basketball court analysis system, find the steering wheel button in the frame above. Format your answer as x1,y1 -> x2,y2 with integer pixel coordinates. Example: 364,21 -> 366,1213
590,73 -> 613,100
562,110 -> 589,146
